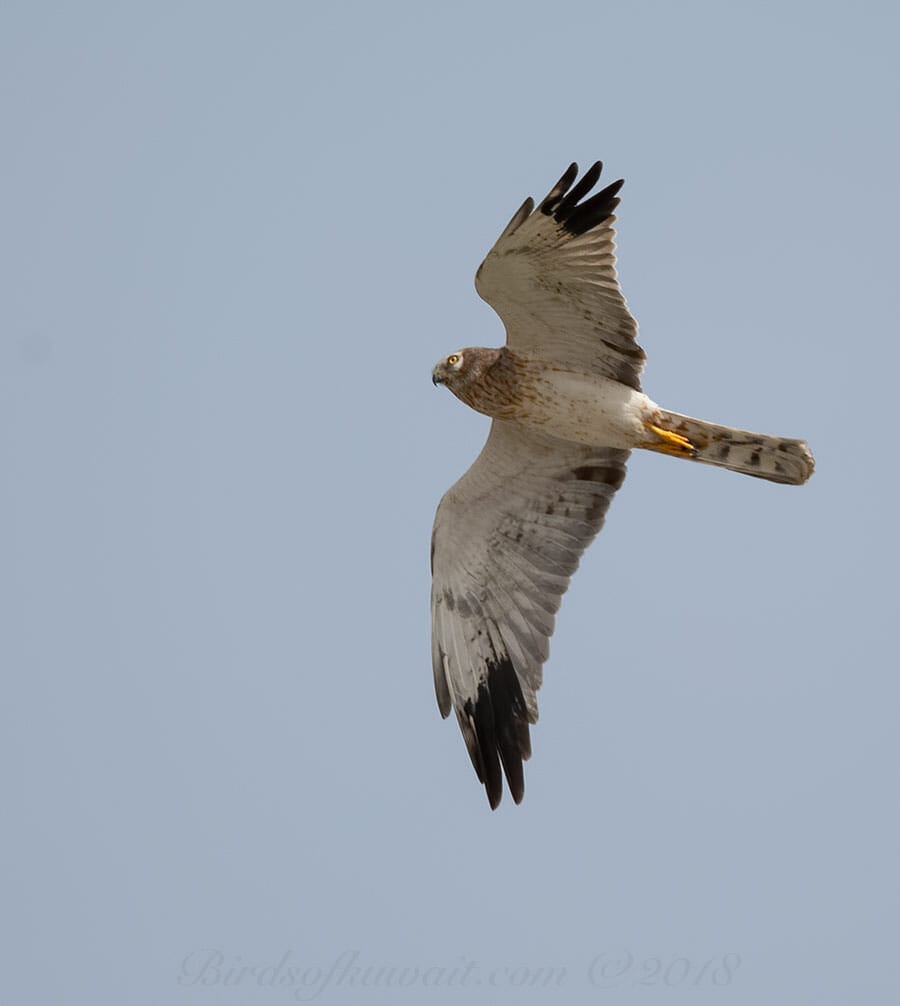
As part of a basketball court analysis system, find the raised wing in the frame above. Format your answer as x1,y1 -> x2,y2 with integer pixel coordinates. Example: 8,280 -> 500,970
475,162 -> 646,391
431,420 -> 628,808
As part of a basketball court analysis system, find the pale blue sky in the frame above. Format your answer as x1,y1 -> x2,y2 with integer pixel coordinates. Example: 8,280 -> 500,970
3,2 -> 899,1003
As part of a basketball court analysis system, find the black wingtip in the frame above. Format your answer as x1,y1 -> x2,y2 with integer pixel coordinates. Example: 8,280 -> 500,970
555,160 -> 603,217
541,161 -> 624,237
464,657 -> 531,810
538,162 -> 579,215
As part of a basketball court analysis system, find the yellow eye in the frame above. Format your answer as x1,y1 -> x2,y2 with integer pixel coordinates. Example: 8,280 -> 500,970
447,354 -> 460,365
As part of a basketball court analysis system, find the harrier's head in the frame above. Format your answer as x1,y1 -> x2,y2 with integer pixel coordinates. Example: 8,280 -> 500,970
431,350 -> 466,387
431,347 -> 502,392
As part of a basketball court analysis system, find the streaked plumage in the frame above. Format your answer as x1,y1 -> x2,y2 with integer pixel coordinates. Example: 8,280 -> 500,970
431,161 -> 814,808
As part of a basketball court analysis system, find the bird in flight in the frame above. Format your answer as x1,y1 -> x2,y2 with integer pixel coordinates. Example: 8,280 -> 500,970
430,161 -> 814,809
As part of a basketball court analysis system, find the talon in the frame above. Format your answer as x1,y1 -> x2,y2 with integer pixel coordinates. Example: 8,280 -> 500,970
643,423 -> 696,458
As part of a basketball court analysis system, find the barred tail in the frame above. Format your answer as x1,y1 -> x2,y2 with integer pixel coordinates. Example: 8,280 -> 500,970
654,408 -> 815,485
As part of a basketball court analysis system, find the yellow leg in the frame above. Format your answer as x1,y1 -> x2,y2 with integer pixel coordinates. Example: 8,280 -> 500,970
642,422 -> 697,458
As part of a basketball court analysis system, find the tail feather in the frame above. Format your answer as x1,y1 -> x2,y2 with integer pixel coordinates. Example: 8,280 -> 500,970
655,409 -> 815,485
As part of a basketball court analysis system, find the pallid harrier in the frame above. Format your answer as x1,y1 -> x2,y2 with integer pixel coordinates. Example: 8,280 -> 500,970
430,161 -> 814,809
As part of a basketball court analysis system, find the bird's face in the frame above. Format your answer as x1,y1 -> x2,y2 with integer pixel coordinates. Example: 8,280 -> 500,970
432,351 -> 466,387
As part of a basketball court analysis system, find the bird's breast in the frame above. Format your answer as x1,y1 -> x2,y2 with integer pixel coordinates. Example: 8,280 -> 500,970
460,353 -> 653,448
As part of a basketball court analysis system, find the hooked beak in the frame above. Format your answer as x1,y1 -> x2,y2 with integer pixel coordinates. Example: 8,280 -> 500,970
432,369 -> 444,386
